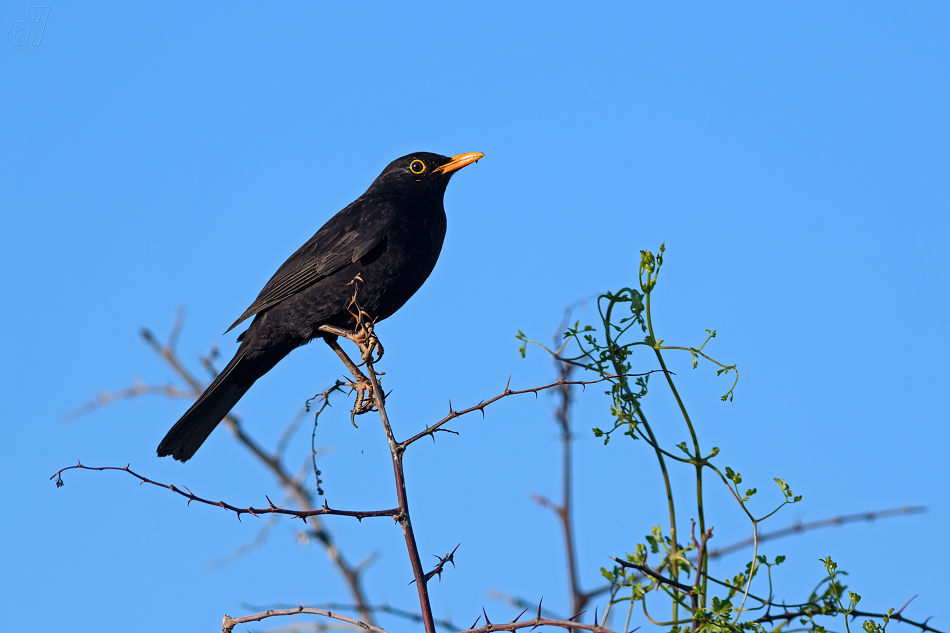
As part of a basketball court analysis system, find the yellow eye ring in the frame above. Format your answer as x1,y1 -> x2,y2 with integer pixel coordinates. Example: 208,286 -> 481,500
409,159 -> 426,174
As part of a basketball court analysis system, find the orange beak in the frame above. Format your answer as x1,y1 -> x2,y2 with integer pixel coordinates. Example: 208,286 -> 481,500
434,152 -> 485,175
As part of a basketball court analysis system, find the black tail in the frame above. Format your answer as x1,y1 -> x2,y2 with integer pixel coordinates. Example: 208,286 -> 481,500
157,349 -> 267,461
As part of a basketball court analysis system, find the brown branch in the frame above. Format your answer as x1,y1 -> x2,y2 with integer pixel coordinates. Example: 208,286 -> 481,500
400,373 -> 664,449
453,613 -> 623,633
64,382 -> 191,420
689,523 -> 713,632
362,345 -> 436,633
243,603 -> 460,632
222,606 -> 388,633
410,544 -> 460,585
223,606 -> 626,633
51,462 -> 400,521
706,505 -> 927,559
552,352 -> 586,619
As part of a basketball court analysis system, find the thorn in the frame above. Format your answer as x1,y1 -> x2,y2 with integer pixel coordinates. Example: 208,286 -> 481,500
482,607 -> 491,626
469,615 -> 481,629
505,376 -> 511,392
594,607 -> 599,627
896,595 -> 917,615
266,495 -> 277,509
512,608 -> 528,623
537,597 -> 543,620
449,399 -> 454,413
567,609 -> 586,622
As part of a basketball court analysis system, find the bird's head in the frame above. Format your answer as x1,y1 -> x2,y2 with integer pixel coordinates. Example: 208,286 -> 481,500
368,151 -> 485,198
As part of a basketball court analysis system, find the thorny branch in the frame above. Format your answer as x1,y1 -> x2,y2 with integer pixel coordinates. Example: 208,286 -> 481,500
222,607 -> 390,633
411,544 -> 461,585
223,602 -> 626,633
400,372 -> 666,449
458,600 -> 624,633
50,462 -> 399,521
242,602 -> 461,632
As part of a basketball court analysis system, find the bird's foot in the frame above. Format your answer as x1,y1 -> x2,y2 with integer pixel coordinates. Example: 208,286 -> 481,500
319,322 -> 383,365
346,371 -> 385,425
357,324 -> 384,364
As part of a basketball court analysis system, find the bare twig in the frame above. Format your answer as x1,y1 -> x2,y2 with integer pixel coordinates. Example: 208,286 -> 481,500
51,462 -> 399,521
401,373 -> 665,449
244,603 -> 460,632
64,382 -> 191,420
224,606 -> 627,633
453,614 -> 623,633
223,607 -> 388,633
552,341 -> 586,619
705,506 -> 927,559
411,544 -> 460,585
363,340 -> 435,633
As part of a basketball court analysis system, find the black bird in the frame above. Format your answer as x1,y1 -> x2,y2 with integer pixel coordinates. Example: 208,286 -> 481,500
157,151 -> 484,461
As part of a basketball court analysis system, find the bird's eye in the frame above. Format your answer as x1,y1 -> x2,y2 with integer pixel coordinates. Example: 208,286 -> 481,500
409,159 -> 426,174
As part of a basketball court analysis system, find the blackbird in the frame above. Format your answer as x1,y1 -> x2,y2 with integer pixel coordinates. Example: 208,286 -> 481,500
157,151 -> 484,461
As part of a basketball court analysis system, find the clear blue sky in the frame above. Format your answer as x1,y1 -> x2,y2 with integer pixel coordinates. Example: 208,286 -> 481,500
3,3 -> 948,631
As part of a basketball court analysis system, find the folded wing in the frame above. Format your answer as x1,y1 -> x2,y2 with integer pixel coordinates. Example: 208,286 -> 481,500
225,195 -> 395,333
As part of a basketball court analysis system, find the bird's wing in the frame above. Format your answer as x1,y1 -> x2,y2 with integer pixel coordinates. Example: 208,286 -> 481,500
225,196 -> 395,333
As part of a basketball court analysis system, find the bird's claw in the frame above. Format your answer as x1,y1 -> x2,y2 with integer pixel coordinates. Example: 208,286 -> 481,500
347,372 -> 382,424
